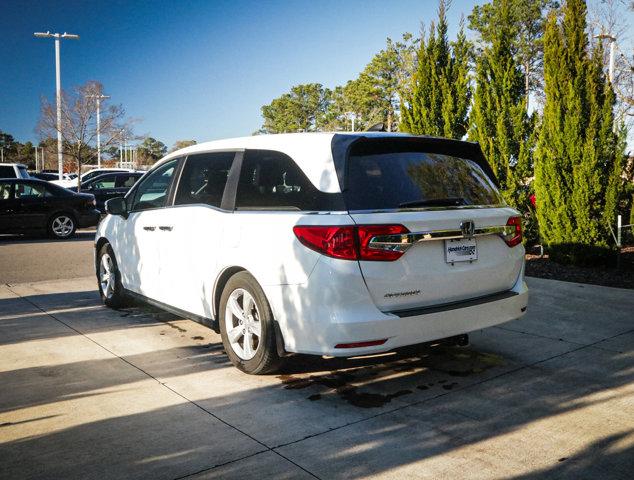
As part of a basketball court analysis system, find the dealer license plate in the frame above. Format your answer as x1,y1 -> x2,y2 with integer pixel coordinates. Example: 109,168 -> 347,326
445,238 -> 478,263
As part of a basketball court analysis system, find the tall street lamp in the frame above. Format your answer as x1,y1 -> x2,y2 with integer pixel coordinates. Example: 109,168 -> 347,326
34,146 -> 45,171
346,112 -> 356,132
87,93 -> 110,168
34,31 -> 79,180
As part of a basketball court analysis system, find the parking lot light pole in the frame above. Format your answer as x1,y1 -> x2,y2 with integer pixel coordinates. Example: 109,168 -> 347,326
34,31 -> 79,180
594,33 -> 616,83
346,112 -> 356,132
87,94 -> 110,168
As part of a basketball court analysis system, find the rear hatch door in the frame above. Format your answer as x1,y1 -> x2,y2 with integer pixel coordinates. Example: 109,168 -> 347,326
342,137 -> 524,312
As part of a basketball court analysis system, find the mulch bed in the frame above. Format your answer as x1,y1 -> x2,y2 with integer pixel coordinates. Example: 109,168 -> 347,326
525,246 -> 634,290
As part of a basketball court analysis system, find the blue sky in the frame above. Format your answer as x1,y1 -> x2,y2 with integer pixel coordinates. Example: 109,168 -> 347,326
0,0 -> 483,149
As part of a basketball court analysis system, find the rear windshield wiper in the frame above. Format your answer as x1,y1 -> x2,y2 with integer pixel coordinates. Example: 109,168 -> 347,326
398,197 -> 468,208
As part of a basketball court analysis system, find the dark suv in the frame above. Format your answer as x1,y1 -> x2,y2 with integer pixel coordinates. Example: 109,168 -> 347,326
72,171 -> 144,212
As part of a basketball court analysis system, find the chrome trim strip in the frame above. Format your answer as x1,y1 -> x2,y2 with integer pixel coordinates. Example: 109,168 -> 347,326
368,225 -> 513,252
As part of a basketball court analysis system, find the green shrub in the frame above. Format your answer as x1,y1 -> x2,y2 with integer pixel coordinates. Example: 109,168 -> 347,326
534,1 -> 624,266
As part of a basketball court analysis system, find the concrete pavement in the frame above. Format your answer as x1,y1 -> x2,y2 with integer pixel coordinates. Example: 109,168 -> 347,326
0,276 -> 633,479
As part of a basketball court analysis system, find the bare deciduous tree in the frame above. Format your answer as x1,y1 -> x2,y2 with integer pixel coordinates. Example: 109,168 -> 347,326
589,0 -> 634,124
37,81 -> 133,188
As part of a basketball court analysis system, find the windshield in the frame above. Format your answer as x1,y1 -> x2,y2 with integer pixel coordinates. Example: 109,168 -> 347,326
345,143 -> 503,211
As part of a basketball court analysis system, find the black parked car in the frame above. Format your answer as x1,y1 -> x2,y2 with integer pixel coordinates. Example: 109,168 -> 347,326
0,179 -> 100,239
72,171 -> 143,212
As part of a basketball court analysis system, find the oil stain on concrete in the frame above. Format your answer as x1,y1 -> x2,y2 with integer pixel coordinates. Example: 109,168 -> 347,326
278,346 -> 505,409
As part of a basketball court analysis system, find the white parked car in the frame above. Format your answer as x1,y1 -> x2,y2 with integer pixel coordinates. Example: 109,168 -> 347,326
52,168 -> 136,189
95,133 -> 528,374
0,163 -> 30,179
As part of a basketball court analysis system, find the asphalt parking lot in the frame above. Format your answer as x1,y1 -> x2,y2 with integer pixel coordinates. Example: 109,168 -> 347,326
0,230 -> 96,284
1,237 -> 633,479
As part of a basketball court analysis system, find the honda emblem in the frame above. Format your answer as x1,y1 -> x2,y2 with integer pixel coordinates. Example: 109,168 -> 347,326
461,220 -> 475,237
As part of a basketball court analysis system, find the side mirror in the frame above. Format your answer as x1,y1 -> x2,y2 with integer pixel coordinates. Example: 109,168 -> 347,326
105,197 -> 128,217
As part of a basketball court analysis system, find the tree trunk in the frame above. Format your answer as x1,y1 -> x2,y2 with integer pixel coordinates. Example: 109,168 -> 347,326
524,62 -> 530,111
77,143 -> 82,190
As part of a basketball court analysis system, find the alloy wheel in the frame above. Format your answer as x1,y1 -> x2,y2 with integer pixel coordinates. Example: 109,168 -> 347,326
99,253 -> 115,299
52,215 -> 74,237
224,288 -> 261,360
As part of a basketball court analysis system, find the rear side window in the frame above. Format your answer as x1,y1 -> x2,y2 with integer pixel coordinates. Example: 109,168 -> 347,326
17,166 -> 30,179
15,183 -> 50,198
45,182 -> 73,197
92,175 -> 117,190
0,182 -> 12,200
236,150 -> 344,211
174,152 -> 235,208
0,166 -> 15,178
346,142 -> 503,211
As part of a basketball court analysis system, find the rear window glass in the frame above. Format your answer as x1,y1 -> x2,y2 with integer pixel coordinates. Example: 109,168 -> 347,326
346,143 -> 503,211
236,150 -> 344,211
0,165 -> 15,178
46,182 -> 73,196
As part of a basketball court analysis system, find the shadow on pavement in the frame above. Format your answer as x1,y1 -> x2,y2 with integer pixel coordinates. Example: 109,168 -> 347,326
0,286 -> 633,479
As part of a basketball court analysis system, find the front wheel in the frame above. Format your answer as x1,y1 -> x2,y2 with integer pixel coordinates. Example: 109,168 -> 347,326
219,272 -> 281,374
97,244 -> 129,308
48,213 -> 76,239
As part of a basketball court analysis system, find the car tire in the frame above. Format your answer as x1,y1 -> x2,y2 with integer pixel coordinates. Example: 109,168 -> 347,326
97,243 -> 129,309
219,271 -> 282,375
48,213 -> 76,239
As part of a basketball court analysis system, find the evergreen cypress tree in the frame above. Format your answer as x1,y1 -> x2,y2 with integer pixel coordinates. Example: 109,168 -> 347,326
534,0 -> 624,264
400,1 -> 471,138
469,0 -> 534,208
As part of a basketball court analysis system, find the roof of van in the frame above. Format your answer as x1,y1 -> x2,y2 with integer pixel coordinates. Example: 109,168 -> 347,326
158,132 -> 476,194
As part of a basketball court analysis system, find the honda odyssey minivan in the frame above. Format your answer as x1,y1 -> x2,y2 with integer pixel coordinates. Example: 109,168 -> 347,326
95,133 -> 528,374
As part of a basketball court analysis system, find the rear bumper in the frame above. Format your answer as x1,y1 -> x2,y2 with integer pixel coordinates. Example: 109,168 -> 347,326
77,209 -> 101,228
263,257 -> 528,357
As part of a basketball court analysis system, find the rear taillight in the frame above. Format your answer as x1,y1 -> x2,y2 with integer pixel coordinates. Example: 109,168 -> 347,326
293,224 -> 409,261
356,224 -> 410,261
502,216 -> 522,247
293,226 -> 357,260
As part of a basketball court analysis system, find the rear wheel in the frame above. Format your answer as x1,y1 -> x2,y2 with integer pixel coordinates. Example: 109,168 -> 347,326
48,213 -> 76,239
97,244 -> 129,308
219,272 -> 281,374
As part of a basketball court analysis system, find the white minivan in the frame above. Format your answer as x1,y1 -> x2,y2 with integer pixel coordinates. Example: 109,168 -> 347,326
95,133 -> 528,374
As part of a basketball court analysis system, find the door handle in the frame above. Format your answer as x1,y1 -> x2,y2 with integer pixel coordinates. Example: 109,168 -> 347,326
143,226 -> 156,231
158,226 -> 173,231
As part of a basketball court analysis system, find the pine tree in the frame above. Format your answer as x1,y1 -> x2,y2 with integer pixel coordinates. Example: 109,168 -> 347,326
468,0 -> 534,208
400,1 -> 471,138
534,0 -> 624,264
